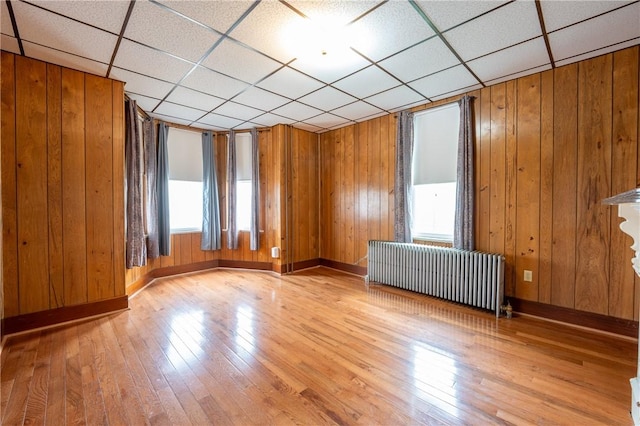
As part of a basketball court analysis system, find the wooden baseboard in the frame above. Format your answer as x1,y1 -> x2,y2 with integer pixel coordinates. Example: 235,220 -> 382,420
319,258 -> 367,276
2,296 -> 129,336
275,258 -> 321,274
510,298 -> 639,338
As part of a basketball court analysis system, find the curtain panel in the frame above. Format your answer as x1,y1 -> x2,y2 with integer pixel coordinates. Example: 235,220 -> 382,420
227,130 -> 238,249
394,110 -> 414,243
125,99 -> 147,268
144,117 -> 160,259
201,131 -> 222,250
454,95 -> 475,251
249,128 -> 260,251
157,121 -> 171,256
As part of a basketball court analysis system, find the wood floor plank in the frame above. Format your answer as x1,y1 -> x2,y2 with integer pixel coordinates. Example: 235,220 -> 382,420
2,267 -> 636,425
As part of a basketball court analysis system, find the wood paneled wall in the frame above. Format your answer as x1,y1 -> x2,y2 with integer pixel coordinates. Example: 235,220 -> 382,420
1,52 -> 125,317
319,46 -> 640,321
125,124 -> 320,288
319,116 -> 396,268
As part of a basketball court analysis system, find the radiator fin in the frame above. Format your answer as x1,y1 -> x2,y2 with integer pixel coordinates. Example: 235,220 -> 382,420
367,241 -> 505,317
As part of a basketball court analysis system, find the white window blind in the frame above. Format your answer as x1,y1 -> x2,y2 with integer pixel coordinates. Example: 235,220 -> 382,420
168,127 -> 203,182
412,103 -> 460,185
235,132 -> 253,230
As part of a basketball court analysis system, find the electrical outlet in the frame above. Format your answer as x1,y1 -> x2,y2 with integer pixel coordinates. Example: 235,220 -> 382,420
524,270 -> 533,282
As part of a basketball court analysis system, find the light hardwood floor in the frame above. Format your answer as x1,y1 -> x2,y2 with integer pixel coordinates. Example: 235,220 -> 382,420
1,267 -> 636,425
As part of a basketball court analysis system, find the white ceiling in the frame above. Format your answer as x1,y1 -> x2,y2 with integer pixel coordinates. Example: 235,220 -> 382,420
1,0 -> 639,133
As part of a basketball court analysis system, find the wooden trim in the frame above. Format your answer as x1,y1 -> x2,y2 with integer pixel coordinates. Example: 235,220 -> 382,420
2,296 -> 128,336
510,298 -> 639,338
320,258 -> 367,276
276,258 -> 321,274
218,260 -> 272,270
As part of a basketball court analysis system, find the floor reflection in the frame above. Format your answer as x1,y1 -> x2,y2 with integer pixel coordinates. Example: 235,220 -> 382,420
167,310 -> 204,367
235,304 -> 256,354
412,341 -> 460,417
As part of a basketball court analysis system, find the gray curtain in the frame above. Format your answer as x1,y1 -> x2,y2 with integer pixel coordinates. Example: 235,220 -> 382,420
144,117 -> 159,259
393,110 -> 414,243
125,99 -> 146,268
157,121 -> 171,256
201,131 -> 222,250
249,128 -> 260,251
454,95 -> 475,251
227,130 -> 238,249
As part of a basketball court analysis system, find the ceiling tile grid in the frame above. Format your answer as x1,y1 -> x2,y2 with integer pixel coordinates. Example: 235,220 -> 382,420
2,0 -> 639,133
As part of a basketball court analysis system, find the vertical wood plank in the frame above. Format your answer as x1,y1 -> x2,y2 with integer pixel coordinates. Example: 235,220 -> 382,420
344,127 -> 356,262
478,87 -> 492,252
551,63 -> 578,308
357,123 -> 369,267
504,80 -> 518,297
575,55 -> 612,315
514,74 -> 541,301
1,51 -> 19,317
489,84 -> 506,255
85,74 -> 114,302
16,56 -> 49,314
388,115 -> 396,242
538,70 -> 554,304
379,117 -> 389,243
309,132 -> 319,260
191,233 -> 206,263
47,63 -> 64,309
609,47 -> 638,319
62,68 -> 87,306
112,81 -> 125,297
368,119 -> 381,245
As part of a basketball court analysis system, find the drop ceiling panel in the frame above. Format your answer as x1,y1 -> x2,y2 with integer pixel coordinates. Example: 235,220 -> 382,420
1,0 -> 14,36
126,93 -> 162,112
409,65 -> 478,99
468,37 -> 549,82
555,39 -> 640,68
154,101 -> 207,122
379,37 -> 460,82
1,35 -> 20,54
12,0 -> 117,64
286,1 -> 380,26
304,112 -> 347,129
197,113 -> 244,129
257,66 -> 324,100
251,113 -> 296,127
349,1 -> 435,61
124,0 -> 219,63
166,86 -> 225,112
294,122 -> 323,132
485,64 -> 552,86
110,67 -> 175,99
179,65 -> 249,99
28,0 -> 130,33
113,39 -> 193,83
330,101 -> 383,121
213,101 -> 263,121
298,86 -> 357,112
548,4 -> 640,62
417,0 -> 509,32
271,101 -> 323,122
444,0 -> 541,61
290,50 -> 369,84
151,112 -> 195,127
201,39 -> 282,85
157,0 -> 252,34
229,1 -> 304,63
23,41 -> 109,76
333,65 -> 399,99
232,87 -> 290,112
540,1 -> 631,32
430,83 -> 482,101
365,86 -> 426,111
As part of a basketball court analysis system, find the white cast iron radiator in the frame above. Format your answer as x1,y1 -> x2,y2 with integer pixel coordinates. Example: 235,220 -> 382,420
367,241 -> 505,317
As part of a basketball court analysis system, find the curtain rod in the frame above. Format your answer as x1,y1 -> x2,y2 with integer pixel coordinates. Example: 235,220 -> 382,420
160,120 -> 271,134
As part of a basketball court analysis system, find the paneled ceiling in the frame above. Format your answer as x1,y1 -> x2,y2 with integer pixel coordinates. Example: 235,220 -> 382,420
2,0 -> 639,133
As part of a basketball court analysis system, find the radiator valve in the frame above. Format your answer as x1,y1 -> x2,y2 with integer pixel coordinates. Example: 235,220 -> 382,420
500,300 -> 513,319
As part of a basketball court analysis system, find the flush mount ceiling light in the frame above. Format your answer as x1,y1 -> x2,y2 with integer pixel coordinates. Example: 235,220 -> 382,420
282,17 -> 367,65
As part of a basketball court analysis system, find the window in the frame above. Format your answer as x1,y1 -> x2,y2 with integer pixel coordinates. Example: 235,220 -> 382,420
234,132 -> 253,231
167,127 -> 203,232
412,103 -> 460,242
